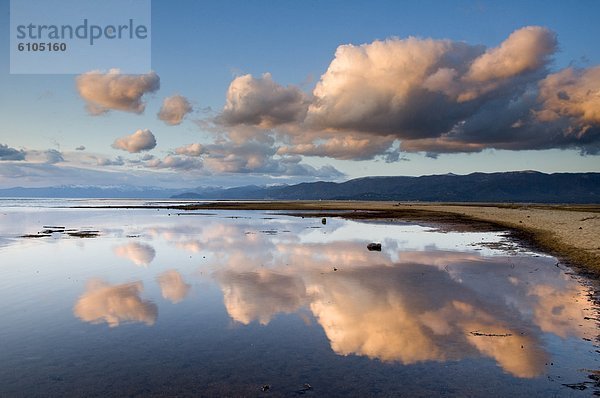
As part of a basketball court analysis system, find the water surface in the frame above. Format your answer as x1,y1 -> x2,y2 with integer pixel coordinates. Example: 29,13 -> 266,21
0,201 -> 598,396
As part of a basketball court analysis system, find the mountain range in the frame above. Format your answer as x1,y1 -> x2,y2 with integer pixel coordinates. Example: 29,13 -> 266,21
172,171 -> 600,203
1,171 -> 598,203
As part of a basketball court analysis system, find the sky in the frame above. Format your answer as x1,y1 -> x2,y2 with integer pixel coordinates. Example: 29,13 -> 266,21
1,0 -> 599,188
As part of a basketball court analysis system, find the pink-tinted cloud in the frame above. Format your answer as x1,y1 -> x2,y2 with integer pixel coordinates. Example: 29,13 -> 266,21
174,143 -> 206,157
211,26 -> 600,158
73,279 -> 157,327
76,69 -> 160,115
145,155 -> 202,170
536,66 -> 600,151
218,73 -> 309,128
112,129 -> 157,153
158,95 -> 193,125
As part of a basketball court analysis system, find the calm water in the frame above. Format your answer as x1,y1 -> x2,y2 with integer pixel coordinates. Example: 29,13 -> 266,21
0,200 -> 598,397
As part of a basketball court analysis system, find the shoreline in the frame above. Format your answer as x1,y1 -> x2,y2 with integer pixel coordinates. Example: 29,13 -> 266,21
180,201 -> 600,276
72,200 -> 600,276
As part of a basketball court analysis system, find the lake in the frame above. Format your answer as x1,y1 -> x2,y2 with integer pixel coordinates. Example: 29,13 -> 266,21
0,200 -> 598,397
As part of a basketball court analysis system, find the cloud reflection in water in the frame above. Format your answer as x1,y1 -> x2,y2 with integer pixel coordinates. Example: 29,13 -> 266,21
156,270 -> 191,304
74,217 -> 596,379
113,242 -> 156,266
73,279 -> 157,327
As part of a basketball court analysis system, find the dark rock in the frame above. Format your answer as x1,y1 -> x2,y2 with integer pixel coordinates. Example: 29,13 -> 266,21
367,243 -> 381,251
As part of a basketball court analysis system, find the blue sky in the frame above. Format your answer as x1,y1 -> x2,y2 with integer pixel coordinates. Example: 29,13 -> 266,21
1,0 -> 599,188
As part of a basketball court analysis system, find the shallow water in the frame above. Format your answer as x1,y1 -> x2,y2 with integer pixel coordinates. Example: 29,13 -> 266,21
0,202 -> 598,397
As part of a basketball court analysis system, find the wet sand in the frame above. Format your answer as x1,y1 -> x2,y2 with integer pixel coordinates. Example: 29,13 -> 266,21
164,201 -> 600,275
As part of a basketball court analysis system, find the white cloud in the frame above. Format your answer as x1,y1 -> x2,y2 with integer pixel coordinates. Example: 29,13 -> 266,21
24,149 -> 64,164
76,69 -> 160,115
200,140 -> 343,177
145,155 -> 203,170
112,129 -> 157,153
174,143 -> 206,157
158,95 -> 193,125
95,156 -> 125,166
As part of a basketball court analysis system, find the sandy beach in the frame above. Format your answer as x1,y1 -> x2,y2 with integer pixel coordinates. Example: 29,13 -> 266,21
171,201 -> 600,275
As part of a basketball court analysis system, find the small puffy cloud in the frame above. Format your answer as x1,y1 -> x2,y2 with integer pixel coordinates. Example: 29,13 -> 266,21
75,145 -> 86,151
114,242 -> 156,266
112,129 -> 157,153
218,73 -> 309,128
73,279 -> 157,327
0,144 -> 25,161
24,149 -> 64,164
155,139 -> 342,178
76,69 -> 160,115
96,156 -> 125,166
174,143 -> 206,157
201,140 -> 279,174
158,95 -> 193,125
145,155 -> 203,170
61,151 -> 128,168
200,140 -> 343,177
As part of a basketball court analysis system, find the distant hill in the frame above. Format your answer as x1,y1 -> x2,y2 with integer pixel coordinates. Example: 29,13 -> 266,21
1,172 -> 598,203
172,171 -> 600,203
0,185 -> 187,199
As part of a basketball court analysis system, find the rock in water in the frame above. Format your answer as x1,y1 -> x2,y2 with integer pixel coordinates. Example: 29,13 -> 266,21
367,243 -> 382,251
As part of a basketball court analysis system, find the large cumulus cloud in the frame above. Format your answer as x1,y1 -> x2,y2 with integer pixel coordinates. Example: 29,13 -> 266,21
212,26 -> 600,158
76,69 -> 160,115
